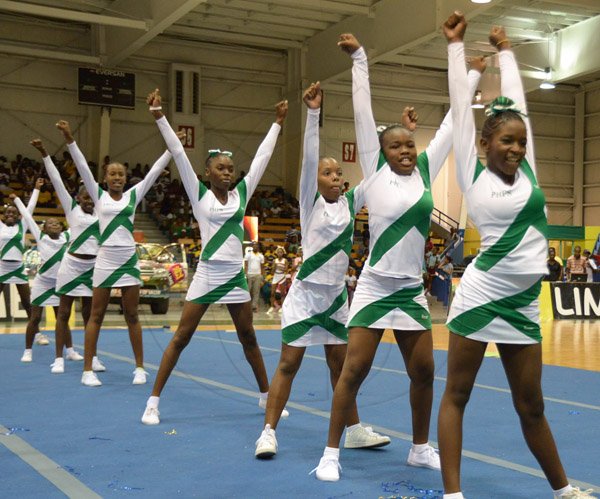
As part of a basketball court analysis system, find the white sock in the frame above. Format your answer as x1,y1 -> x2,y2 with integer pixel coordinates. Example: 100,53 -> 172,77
260,391 -> 268,400
323,446 -> 339,459
93,356 -> 100,362
147,396 -> 160,409
411,442 -> 429,453
346,423 -> 361,433
24,348 -> 32,354
443,493 -> 464,499
554,485 -> 573,497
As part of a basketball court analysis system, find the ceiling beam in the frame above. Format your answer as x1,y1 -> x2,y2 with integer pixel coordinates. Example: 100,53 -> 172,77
0,0 -> 147,30
103,0 -> 209,67
166,25 -> 303,49
0,42 -> 100,64
249,0 -> 370,16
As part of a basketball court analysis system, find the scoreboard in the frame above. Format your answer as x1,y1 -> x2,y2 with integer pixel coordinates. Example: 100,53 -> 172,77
78,68 -> 135,109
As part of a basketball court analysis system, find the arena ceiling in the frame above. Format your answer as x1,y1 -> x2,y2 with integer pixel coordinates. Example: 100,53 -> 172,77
1,0 -> 600,92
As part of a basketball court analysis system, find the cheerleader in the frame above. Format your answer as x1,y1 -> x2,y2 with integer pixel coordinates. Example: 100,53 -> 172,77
267,246 -> 288,315
141,89 -> 286,425
31,139 -> 94,373
440,13 -> 594,499
0,180 -> 39,348
56,120 -> 172,386
11,192 -> 68,367
254,82 -> 390,459
313,33 -> 483,481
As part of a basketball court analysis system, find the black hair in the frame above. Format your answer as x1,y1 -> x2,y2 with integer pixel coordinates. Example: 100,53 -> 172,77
378,124 -> 411,149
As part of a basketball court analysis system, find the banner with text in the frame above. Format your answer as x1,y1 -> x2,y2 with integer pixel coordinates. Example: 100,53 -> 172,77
550,282 -> 600,319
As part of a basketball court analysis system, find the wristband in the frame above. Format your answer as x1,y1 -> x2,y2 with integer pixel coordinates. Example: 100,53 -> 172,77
149,106 -> 162,111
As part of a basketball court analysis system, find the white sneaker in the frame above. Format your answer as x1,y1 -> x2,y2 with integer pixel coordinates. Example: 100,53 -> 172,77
65,350 -> 84,361
266,307 -> 274,315
559,488 -> 596,498
312,455 -> 342,482
132,368 -> 148,385
407,444 -> 441,470
344,425 -> 391,449
255,424 -> 277,459
81,371 -> 102,386
50,358 -> 64,374
92,357 -> 106,372
20,350 -> 32,363
258,397 -> 289,418
141,406 -> 160,425
35,333 -> 49,345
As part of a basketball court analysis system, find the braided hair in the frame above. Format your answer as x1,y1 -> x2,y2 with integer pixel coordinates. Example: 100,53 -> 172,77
481,96 -> 526,142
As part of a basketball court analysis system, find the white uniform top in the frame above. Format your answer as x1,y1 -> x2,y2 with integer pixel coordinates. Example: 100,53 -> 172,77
351,47 -> 481,279
448,43 -> 547,276
296,108 -> 366,285
156,115 -> 281,265
68,142 -> 171,248
42,155 -> 99,255
14,197 -> 69,279
0,189 -> 39,261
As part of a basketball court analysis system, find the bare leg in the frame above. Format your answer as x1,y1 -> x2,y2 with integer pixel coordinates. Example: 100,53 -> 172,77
394,329 -> 435,444
326,328 -> 382,448
438,334 -> 487,494
227,301 -> 269,392
24,306 -> 43,349
15,283 -> 31,318
83,288 -> 111,371
56,295 -> 75,358
81,296 -> 92,326
498,342 -> 569,490
150,301 -> 209,397
264,344 -> 305,430
324,344 -> 360,427
121,285 -> 143,368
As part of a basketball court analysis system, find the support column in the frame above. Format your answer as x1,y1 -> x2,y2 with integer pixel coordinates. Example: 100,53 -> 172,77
98,106 -> 112,177
573,90 -> 585,225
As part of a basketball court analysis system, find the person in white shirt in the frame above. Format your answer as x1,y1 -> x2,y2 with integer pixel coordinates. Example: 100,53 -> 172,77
583,250 -> 597,283
244,242 -> 265,312
141,90 -> 288,425
440,13 -> 593,499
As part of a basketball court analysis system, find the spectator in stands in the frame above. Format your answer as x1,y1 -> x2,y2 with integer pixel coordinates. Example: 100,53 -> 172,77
129,163 -> 143,185
545,247 -> 563,282
437,255 -> 454,281
566,246 -> 587,282
244,242 -> 265,313
425,245 -> 440,296
286,222 -> 301,243
287,234 -> 300,255
37,179 -> 55,207
345,267 -> 357,304
583,249 -> 597,282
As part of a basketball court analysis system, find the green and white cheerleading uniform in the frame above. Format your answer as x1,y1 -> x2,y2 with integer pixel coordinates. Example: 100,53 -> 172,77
281,108 -> 366,347
155,116 -> 281,304
0,189 -> 39,284
42,155 -> 99,297
14,197 -> 69,307
347,47 -> 481,331
446,43 -> 547,344
68,141 -> 171,288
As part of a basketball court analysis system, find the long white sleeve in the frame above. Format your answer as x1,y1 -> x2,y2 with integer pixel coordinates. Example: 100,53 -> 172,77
132,150 -> 171,203
425,69 -> 482,181
448,42 -> 479,193
243,123 -> 281,198
26,188 -> 39,214
351,47 -> 380,179
155,116 -> 201,204
299,109 -> 320,223
67,142 -> 99,203
42,155 -> 73,216
14,197 -> 41,242
499,50 -> 536,172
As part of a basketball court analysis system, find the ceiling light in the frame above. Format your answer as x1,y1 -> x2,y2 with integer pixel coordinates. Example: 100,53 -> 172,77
471,0 -> 492,3
471,90 -> 485,109
540,66 -> 555,90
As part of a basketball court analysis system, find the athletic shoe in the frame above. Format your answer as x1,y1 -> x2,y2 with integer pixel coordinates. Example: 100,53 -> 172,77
258,397 -> 289,418
65,350 -> 84,361
344,425 -> 391,449
81,371 -> 102,387
132,368 -> 148,385
141,406 -> 160,425
266,307 -> 274,315
443,493 -> 465,499
559,488 -> 596,498
312,455 -> 342,482
92,357 -> 106,372
50,358 -> 65,374
35,333 -> 49,345
407,444 -> 440,470
20,350 -> 32,363
255,424 -> 277,458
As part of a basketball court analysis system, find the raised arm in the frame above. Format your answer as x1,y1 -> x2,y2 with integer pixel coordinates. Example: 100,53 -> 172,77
26,178 -> 42,214
339,34 -> 380,178
444,12 -> 479,193
243,100 -> 287,198
148,89 -> 202,203
132,150 -> 171,202
490,27 -> 536,170
58,120 -> 99,203
31,139 -> 73,216
12,195 -> 41,242
299,83 -> 322,221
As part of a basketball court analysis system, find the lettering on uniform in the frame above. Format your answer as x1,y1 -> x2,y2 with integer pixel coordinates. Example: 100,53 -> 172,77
491,190 -> 513,198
